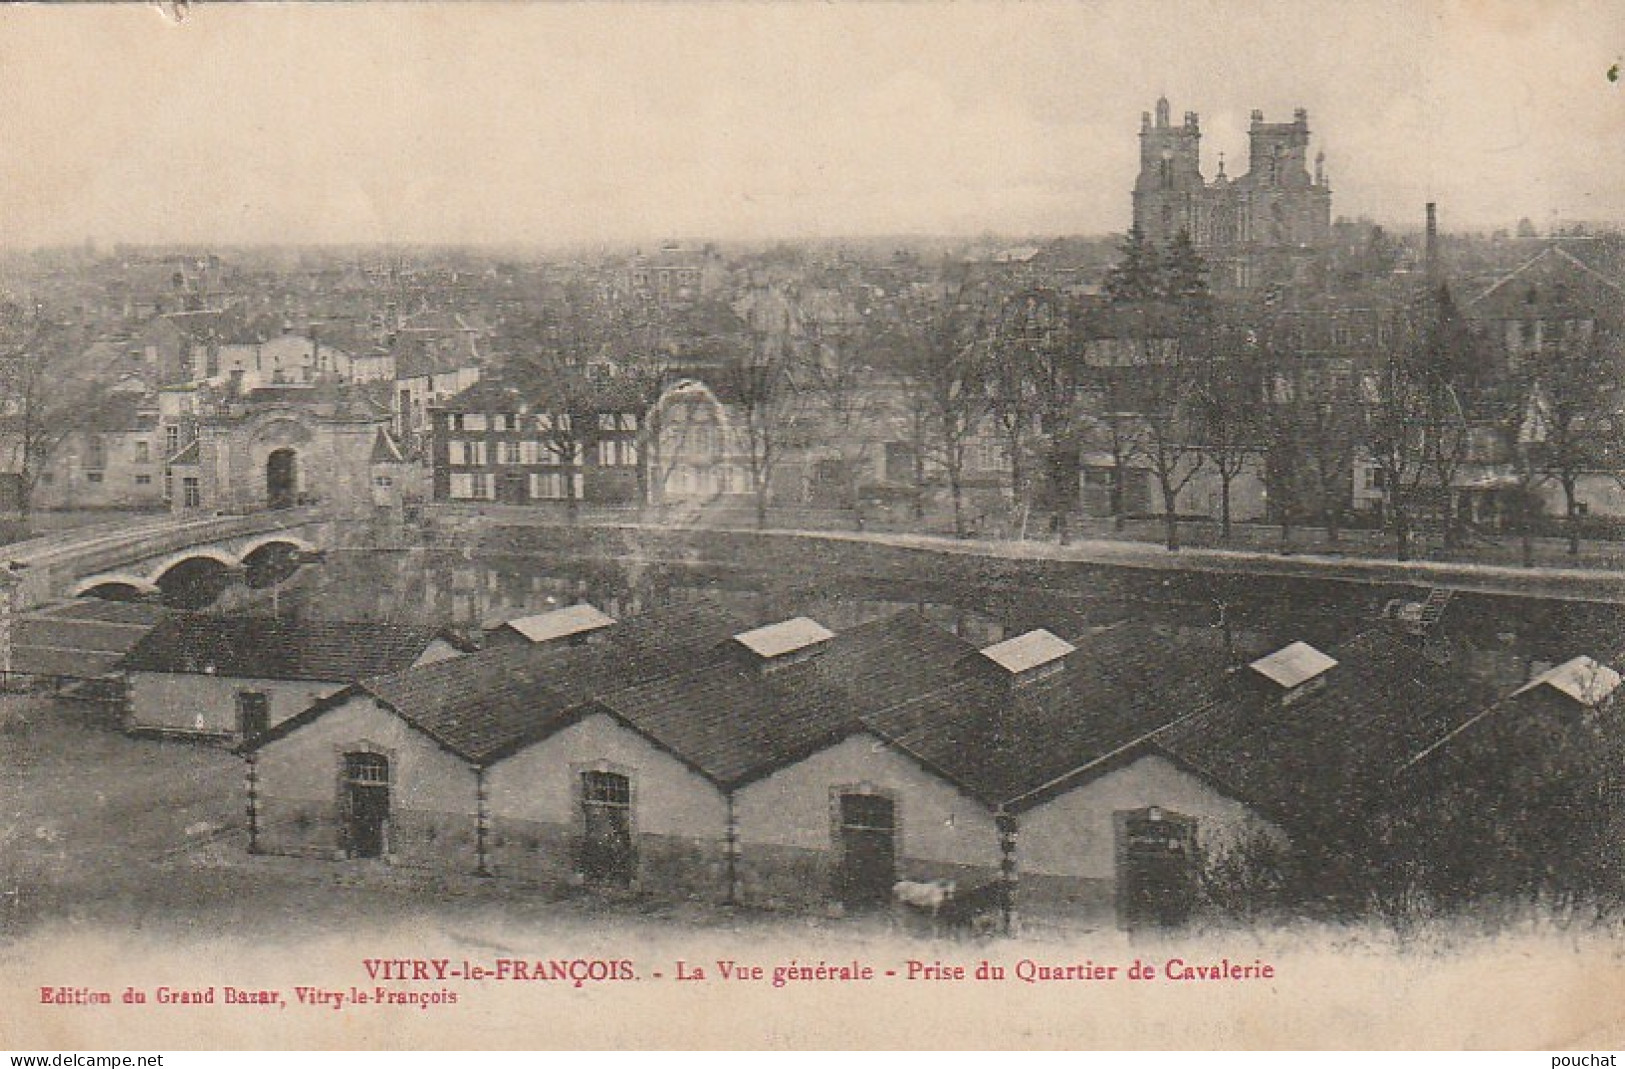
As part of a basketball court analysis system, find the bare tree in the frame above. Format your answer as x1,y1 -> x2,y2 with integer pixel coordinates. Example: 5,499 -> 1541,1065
1193,322 -> 1265,542
1491,375 -> 1548,568
803,317 -> 881,530
881,284 -> 993,538
1363,289 -> 1475,561
722,327 -> 804,530
1258,389 -> 1305,551
991,289 -> 1086,542
1416,287 -> 1480,550
1076,324 -> 1146,532
983,296 -> 1039,528
1302,383 -> 1363,545
1363,354 -> 1464,563
1519,321 -> 1625,555
1137,321 -> 1208,551
0,306 -> 114,523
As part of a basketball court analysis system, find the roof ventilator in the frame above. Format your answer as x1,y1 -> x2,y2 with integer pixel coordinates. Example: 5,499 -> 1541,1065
979,628 -> 1075,687
1248,641 -> 1337,706
730,617 -> 834,672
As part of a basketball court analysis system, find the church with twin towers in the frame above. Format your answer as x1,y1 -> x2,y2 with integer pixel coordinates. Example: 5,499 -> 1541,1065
1132,96 -> 1334,291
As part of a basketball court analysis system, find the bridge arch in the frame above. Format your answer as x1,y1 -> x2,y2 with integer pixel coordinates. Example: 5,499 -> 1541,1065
152,550 -> 243,609
238,535 -> 317,590
72,573 -> 161,600
148,547 -> 242,579
234,534 -> 317,562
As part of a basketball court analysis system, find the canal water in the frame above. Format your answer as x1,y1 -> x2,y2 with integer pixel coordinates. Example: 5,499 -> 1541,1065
212,541 -> 1625,692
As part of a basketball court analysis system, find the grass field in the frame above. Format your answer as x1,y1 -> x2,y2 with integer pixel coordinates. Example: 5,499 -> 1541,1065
0,694 -> 898,944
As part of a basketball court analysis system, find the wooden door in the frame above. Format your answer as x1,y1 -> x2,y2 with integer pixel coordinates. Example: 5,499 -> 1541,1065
580,771 -> 634,887
343,753 -> 390,860
838,793 -> 896,906
1117,807 -> 1197,929
236,691 -> 270,740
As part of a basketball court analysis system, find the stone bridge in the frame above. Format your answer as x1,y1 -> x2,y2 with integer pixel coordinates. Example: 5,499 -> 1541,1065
1,508 -> 329,612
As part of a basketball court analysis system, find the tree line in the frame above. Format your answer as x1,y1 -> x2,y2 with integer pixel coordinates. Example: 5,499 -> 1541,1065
487,228 -> 1625,563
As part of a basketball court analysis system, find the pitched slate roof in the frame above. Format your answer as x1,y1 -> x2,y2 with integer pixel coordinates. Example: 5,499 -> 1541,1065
1154,629 -> 1502,831
349,644 -> 584,764
594,611 -> 980,788
243,593 -> 751,764
1471,245 -> 1625,308
866,622 -> 1247,810
122,614 -> 454,683
593,655 -> 844,785
12,598 -> 170,678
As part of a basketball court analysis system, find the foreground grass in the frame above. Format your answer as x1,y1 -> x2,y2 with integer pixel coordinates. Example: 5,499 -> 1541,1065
3,694 -> 1624,1047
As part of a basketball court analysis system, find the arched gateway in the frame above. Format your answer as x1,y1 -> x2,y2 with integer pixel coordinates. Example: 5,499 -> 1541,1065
266,447 -> 298,510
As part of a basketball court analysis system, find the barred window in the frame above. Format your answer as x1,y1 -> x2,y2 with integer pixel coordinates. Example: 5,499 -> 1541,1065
345,752 -> 389,785
582,770 -> 631,807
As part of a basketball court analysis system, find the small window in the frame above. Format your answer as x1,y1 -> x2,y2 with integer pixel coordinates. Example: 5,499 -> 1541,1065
182,477 -> 201,508
583,770 -> 631,807
598,440 -> 637,467
85,472 -> 103,484
345,751 -> 390,785
134,441 -> 151,464
135,474 -> 153,486
530,471 -> 583,499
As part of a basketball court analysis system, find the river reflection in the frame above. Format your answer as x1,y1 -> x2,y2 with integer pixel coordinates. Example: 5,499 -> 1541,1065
206,543 -> 1625,692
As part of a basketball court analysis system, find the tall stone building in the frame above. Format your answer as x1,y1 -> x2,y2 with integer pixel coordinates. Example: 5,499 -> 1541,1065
165,386 -> 404,517
1133,97 -> 1333,290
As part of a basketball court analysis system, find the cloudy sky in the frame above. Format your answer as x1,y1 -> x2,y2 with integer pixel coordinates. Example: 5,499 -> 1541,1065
0,1 -> 1620,247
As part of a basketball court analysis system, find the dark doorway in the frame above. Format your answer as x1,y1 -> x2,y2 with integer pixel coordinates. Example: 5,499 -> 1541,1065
837,792 -> 896,906
580,770 -> 634,886
343,752 -> 390,859
1117,807 -> 1198,929
267,448 -> 298,510
236,691 -> 270,740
